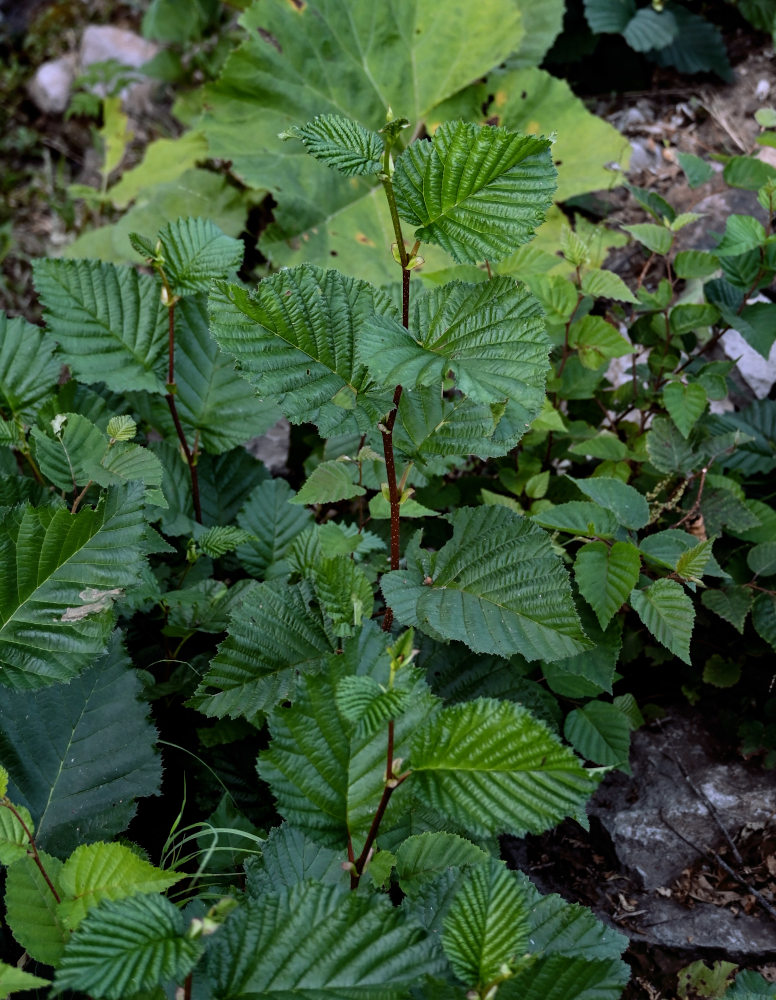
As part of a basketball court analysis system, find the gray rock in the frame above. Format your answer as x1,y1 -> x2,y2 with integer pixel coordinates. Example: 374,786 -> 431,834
720,326 -> 776,400
79,25 -> 158,73
245,418 -> 290,474
27,54 -> 77,114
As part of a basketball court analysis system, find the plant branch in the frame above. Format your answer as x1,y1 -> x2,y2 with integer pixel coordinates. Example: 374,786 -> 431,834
1,800 -> 61,903
71,479 -> 93,514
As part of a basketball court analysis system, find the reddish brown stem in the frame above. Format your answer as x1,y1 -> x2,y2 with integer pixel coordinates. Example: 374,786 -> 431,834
2,800 -> 61,903
71,479 -> 93,514
164,299 -> 202,523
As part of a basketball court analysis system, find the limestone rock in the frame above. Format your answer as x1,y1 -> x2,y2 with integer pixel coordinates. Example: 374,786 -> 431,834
27,54 -> 78,114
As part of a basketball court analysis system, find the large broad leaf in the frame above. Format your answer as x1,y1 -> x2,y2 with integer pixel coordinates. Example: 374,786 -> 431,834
630,579 -> 694,664
130,295 -> 279,454
564,701 -> 632,769
527,890 -> 628,961
209,266 -> 397,436
0,483 -> 148,690
190,582 -> 335,723
499,954 -> 630,1000
33,258 -> 168,395
393,121 -> 555,264
569,476 -> 649,530
0,312 -> 59,423
442,859 -> 531,990
381,506 -> 589,661
0,632 -> 161,856
257,623 -> 439,851
155,216 -> 244,295
574,541 -> 641,629
244,824 -> 348,896
410,698 -> 599,838
54,894 -> 201,1000
359,278 -> 549,406
57,842 -> 184,930
207,882 -> 444,998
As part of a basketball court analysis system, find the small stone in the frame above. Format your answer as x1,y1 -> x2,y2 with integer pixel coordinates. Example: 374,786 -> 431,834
79,25 -> 158,73
27,54 -> 78,114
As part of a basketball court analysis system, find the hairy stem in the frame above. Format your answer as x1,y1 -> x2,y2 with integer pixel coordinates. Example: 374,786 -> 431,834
1,800 -> 61,903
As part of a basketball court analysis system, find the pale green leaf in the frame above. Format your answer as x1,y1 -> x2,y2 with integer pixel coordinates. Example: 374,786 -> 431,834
293,461 -> 366,505
156,216 -> 244,295
394,121 -> 556,263
4,852 -> 68,965
532,502 -> 620,539
0,484 -> 148,690
442,859 -> 530,989
107,130 -> 210,209
673,250 -> 719,279
190,582 -> 334,722
236,478 -> 312,580
630,579 -> 694,663
574,541 -> 641,629
569,476 -> 649,530
580,269 -> 637,303
567,434 -> 628,461
675,538 -> 716,580
621,223 -> 673,255
0,312 -> 59,422
411,698 -> 599,838
54,894 -> 201,1000
395,832 -> 489,898
663,381 -> 707,438
359,278 -> 549,406
715,214 -> 766,256
312,556 -> 373,636
207,882 -> 444,998
0,961 -> 51,998
569,316 -> 632,370
196,525 -> 255,559
564,702 -> 631,768
382,506 -> 590,661
289,115 -> 384,177
209,266 -> 396,436
105,415 -> 136,441
0,800 -> 33,866
0,632 -> 161,857
677,152 -> 714,188
33,259 -> 168,395
58,842 -> 184,930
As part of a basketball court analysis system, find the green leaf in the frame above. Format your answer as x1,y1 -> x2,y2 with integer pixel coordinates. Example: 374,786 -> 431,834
583,0 -> 636,33
130,295 -> 279,453
701,586 -> 753,633
748,540 -> 776,577
662,381 -> 708,438
209,265 -> 397,436
312,556 -> 374,636
236,478 -> 312,580
567,433 -> 628,461
196,525 -> 255,559
526,890 -> 627,960
564,701 -> 631,768
714,214 -> 766,256
156,216 -> 243,295
142,0 -> 218,43
334,676 -> 408,737
289,115 -> 384,177
673,249 -> 719,279
568,316 -> 632,370
442,859 -> 530,989
675,538 -> 716,581
395,832 -> 489,898
245,824 -> 347,896
630,579 -> 694,663
4,852 -> 68,965
360,278 -> 549,406
723,155 -> 776,190
106,414 -> 136,441
0,961 -> 51,998
394,121 -> 556,263
738,302 -> 776,358
623,6 -> 678,50
669,303 -> 720,335
54,894 -> 201,1000
569,476 -> 649,530
382,506 -> 590,661
0,484 -> 148,690
33,259 -> 168,395
0,633 -> 161,857
702,655 -> 741,687
574,541 -> 641,629
57,842 -> 184,930
0,799 -> 33,866
0,312 -> 59,422
542,613 -> 621,698
207,883 -> 444,998
411,698 -> 599,838
293,461 -> 366,505
532,502 -> 620,539
752,593 -> 776,650
621,222 -> 672,255
258,626 -> 438,850
580,269 -> 637,303
677,152 -> 714,188
500,954 -> 629,1000
190,582 -> 334,722
646,416 -> 698,475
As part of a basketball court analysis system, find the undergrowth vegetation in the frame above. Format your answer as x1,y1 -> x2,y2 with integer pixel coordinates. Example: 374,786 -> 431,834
1,1 -> 776,998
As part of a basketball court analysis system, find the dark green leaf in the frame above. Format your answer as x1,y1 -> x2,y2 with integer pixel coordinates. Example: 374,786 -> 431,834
574,541 -> 641,629
630,579 -> 694,663
569,476 -> 649,530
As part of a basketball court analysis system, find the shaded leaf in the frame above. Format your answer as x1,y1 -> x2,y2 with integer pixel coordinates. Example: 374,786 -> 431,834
630,579 -> 694,663
574,541 -> 641,629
